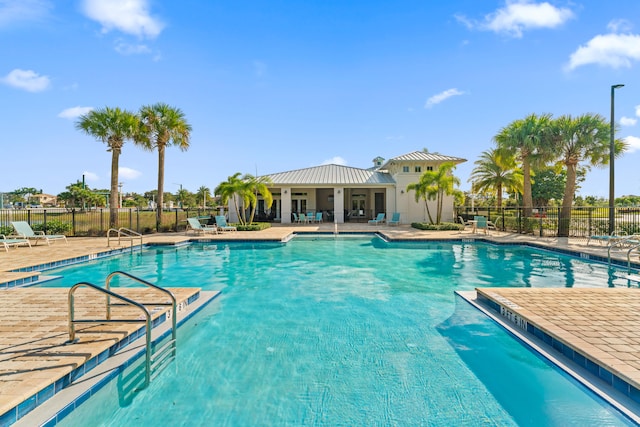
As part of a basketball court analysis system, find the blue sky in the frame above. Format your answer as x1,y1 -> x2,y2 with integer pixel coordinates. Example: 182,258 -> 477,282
2,0 -> 640,199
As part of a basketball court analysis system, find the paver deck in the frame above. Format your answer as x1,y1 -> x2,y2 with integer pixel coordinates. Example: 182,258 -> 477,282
0,286 -> 206,419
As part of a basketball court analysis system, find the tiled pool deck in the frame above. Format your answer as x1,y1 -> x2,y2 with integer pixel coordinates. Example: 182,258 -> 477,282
1,223 -> 640,425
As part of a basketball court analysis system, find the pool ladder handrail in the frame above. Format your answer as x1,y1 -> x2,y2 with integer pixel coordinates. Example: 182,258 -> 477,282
607,235 -> 640,267
106,271 -> 178,380
67,272 -> 178,388
107,227 -> 143,250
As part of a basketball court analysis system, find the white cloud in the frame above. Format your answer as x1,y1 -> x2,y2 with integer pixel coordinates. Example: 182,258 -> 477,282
624,136 -> 640,153
607,19 -> 633,34
321,156 -> 347,166
620,117 -> 637,126
1,68 -> 50,92
58,106 -> 94,119
636,105 -> 640,117
425,88 -> 465,108
566,33 -> 640,70
81,0 -> 164,38
82,171 -> 99,181
115,41 -> 151,55
456,0 -> 573,38
119,167 -> 142,180
0,0 -> 51,27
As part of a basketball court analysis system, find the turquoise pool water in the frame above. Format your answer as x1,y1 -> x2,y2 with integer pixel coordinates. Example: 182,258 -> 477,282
47,238 -> 633,426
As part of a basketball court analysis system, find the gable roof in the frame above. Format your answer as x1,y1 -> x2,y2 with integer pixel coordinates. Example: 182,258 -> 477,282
262,164 -> 395,186
379,151 -> 466,169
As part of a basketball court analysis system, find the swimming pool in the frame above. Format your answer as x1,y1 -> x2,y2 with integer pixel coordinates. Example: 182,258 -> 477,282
42,237 -> 635,426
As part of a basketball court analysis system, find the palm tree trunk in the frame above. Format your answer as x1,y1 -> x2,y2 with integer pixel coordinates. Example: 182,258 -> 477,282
156,145 -> 165,231
110,149 -> 120,228
497,183 -> 503,209
558,161 -> 577,237
424,201 -> 434,224
522,158 -> 533,217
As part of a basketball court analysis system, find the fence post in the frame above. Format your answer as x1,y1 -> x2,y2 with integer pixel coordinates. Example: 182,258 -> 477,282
72,209 -> 76,236
43,209 -> 48,233
175,209 -> 179,232
100,208 -> 104,235
129,208 -> 133,229
136,208 -> 140,233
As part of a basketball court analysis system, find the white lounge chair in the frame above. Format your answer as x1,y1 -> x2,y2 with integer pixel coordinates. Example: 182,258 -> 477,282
186,217 -> 218,235
11,221 -> 67,246
0,234 -> 31,252
215,216 -> 237,232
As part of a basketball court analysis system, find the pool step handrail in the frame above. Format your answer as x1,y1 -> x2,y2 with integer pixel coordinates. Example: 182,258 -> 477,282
107,227 -> 143,250
626,241 -> 640,274
105,271 -> 178,379
66,281 -> 153,387
607,235 -> 640,266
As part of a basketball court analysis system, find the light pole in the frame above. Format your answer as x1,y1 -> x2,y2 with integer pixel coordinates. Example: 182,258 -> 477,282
609,84 -> 624,235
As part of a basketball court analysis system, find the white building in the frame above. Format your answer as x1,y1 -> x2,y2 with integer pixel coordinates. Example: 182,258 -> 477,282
229,150 -> 466,225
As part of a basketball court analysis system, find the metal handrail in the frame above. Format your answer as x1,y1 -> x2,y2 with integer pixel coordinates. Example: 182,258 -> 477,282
607,235 -> 640,266
107,227 -> 143,249
67,281 -> 153,387
105,271 -> 177,343
627,242 -> 640,273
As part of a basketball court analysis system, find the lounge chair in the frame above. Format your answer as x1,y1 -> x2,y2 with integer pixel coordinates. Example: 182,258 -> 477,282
0,234 -> 31,252
458,216 -> 471,227
11,221 -> 68,246
474,216 -> 494,234
298,213 -> 308,224
292,213 -> 299,223
587,231 -> 626,246
186,217 -> 218,235
315,212 -> 323,223
215,216 -> 237,232
388,212 -> 401,226
368,213 -> 385,225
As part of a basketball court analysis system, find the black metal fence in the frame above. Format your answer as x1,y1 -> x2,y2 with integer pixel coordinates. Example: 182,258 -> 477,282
456,206 -> 640,238
0,208 -> 220,237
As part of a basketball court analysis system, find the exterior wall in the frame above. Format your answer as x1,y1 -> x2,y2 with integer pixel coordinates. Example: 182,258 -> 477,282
281,187 -> 292,223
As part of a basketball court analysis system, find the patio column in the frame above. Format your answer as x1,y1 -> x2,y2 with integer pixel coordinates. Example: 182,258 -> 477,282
334,188 -> 344,223
281,187 -> 292,224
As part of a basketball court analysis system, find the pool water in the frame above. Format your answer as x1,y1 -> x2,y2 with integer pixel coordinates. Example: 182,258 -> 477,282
47,238 -> 634,426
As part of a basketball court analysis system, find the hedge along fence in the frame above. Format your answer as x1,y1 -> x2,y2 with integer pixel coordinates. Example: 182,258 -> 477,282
0,208 -> 221,237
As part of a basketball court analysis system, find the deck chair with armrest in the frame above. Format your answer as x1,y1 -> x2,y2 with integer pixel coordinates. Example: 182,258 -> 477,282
186,217 -> 218,235
387,212 -> 401,226
11,221 -> 67,246
368,213 -> 385,225
215,216 -> 238,232
474,216 -> 491,234
0,234 -> 31,252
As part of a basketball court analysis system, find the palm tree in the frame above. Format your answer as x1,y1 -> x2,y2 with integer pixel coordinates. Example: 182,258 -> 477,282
138,103 -> 192,231
242,174 -> 273,224
494,113 -> 554,217
197,185 -> 210,209
553,114 -> 626,237
406,162 -> 460,224
215,173 -> 248,224
75,107 -> 139,228
469,149 -> 523,208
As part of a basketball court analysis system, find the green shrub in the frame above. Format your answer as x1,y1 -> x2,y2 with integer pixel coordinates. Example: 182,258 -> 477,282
32,220 -> 72,235
0,225 -> 12,236
411,222 -> 463,231
236,222 -> 271,231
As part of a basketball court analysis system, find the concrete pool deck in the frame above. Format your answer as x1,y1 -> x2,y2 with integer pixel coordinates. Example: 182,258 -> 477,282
1,223 -> 640,424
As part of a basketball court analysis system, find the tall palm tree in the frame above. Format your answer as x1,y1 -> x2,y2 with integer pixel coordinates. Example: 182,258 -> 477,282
469,148 -> 523,208
494,113 -> 554,217
242,174 -> 273,224
75,107 -> 139,228
406,162 -> 460,224
553,114 -> 626,237
138,103 -> 192,230
196,185 -> 210,208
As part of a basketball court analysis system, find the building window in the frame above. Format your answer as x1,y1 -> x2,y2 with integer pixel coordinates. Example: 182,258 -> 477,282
415,166 -> 421,173
402,166 -> 409,172
427,166 -> 433,171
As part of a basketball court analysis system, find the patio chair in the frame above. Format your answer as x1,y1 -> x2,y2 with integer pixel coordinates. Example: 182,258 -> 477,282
315,212 -> 323,223
586,231 -> 626,246
474,216 -> 491,234
186,217 -> 218,235
215,216 -> 238,232
11,221 -> 68,246
368,213 -> 385,225
0,234 -> 31,252
298,213 -> 308,224
387,212 -> 401,226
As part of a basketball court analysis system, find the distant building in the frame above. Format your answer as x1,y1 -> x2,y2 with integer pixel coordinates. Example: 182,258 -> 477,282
227,150 -> 466,224
31,193 -> 58,207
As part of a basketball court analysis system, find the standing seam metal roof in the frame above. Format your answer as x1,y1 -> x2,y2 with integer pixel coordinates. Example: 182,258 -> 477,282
262,164 -> 395,185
